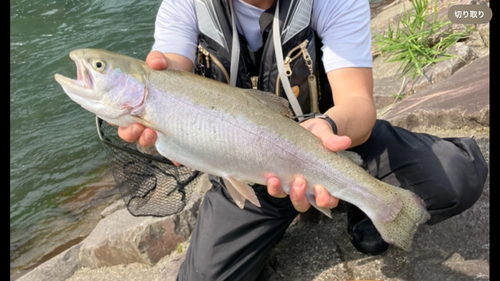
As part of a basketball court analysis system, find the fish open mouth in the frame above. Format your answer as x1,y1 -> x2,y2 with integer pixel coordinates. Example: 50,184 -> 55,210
54,51 -> 96,99
69,51 -> 93,90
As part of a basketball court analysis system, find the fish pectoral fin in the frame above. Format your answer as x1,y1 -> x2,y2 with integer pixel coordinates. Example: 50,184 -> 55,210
222,178 -> 247,209
136,143 -> 153,154
131,116 -> 160,131
305,191 -> 332,218
223,177 -> 261,208
131,116 -> 176,142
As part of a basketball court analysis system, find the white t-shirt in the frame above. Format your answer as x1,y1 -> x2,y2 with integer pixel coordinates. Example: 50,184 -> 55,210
152,0 -> 372,73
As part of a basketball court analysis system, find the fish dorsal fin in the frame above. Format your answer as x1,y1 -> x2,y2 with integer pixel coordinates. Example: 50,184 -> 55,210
222,176 -> 261,209
244,89 -> 294,118
337,151 -> 365,167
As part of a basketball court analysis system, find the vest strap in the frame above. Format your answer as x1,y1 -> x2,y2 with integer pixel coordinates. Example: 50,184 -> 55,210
228,0 -> 240,86
273,0 -> 304,119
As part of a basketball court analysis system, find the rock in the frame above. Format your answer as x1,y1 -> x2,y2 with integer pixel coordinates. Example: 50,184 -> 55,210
477,23 -> 489,47
370,0 -> 409,36
381,54 -> 489,130
17,244 -> 81,281
79,193 -> 202,269
405,42 -> 476,94
156,250 -> 188,281
100,199 -> 126,218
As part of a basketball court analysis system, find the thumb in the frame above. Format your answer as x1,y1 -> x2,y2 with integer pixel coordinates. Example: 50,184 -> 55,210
145,51 -> 169,70
318,131 -> 352,152
302,119 -> 352,152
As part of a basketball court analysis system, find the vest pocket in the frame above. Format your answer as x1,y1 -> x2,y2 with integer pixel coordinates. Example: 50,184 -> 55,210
275,39 -> 319,113
196,45 -> 231,84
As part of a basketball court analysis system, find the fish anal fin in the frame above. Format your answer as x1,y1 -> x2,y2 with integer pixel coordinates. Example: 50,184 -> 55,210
223,177 -> 261,208
305,191 -> 332,218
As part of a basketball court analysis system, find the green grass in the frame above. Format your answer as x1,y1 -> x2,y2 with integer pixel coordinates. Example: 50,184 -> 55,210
373,0 -> 473,79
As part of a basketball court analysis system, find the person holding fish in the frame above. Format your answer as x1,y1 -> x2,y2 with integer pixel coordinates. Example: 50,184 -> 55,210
116,0 -> 488,280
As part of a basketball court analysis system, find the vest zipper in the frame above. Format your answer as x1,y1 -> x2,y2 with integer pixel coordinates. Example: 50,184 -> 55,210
197,45 -> 231,84
276,40 -> 312,95
275,39 -> 320,112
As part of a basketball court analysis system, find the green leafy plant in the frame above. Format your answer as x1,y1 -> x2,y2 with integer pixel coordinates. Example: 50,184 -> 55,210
373,0 -> 472,79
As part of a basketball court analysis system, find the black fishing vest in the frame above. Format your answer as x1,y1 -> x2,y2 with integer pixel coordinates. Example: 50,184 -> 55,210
193,0 -> 333,114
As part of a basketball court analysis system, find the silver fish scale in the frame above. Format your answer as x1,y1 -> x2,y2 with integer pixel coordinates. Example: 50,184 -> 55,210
142,77 -> 373,206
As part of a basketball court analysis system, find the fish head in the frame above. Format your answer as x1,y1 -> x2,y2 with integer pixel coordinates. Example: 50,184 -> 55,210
54,48 -> 147,125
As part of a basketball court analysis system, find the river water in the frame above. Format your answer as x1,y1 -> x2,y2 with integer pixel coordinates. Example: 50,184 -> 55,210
10,0 -> 395,279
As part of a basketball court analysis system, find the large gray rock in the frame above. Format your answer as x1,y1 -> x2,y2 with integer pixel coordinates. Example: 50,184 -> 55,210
78,193 -> 201,269
407,42 -> 476,94
381,54 -> 489,130
17,244 -> 81,281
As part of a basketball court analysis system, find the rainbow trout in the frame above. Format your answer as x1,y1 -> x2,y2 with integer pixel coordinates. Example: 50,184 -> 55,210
54,49 -> 430,251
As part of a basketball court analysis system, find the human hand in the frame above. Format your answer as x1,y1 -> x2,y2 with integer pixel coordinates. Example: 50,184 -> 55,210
116,51 -> 166,148
267,118 -> 352,212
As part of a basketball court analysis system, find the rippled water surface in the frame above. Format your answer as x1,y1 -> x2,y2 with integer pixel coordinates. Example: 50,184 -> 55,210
10,0 -> 395,279
10,0 -> 160,279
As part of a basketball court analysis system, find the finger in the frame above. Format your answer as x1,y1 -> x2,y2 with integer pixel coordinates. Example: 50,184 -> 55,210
289,177 -> 310,212
313,185 -> 339,209
137,127 -> 157,148
300,119 -> 351,152
267,177 -> 287,198
172,161 -> 182,167
146,51 -> 169,70
117,124 -> 145,143
322,134 -> 351,153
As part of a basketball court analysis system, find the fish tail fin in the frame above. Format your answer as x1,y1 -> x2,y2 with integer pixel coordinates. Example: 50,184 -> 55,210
370,185 -> 430,251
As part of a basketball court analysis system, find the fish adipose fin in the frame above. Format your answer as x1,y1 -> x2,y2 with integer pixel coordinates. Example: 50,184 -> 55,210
223,177 -> 261,209
370,183 -> 431,251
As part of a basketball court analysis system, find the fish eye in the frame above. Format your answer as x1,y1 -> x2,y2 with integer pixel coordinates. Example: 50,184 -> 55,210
92,60 -> 106,71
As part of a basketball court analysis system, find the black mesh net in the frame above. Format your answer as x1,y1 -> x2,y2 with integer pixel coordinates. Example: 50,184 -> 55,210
96,117 -> 202,217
